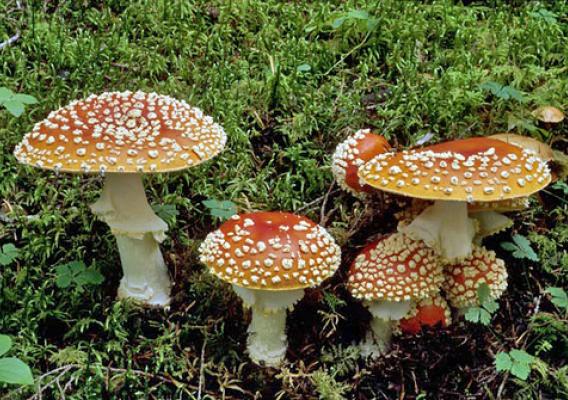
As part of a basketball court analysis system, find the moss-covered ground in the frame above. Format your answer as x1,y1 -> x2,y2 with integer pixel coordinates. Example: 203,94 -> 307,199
1,1 -> 567,398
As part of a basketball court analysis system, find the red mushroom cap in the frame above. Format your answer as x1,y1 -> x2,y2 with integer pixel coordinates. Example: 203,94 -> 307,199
443,245 -> 508,308
398,294 -> 451,334
199,212 -> 341,290
332,129 -> 391,194
14,91 -> 227,174
347,233 -> 443,302
359,137 -> 551,202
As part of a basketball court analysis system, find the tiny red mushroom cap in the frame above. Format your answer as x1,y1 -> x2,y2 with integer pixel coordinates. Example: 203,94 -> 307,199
332,129 -> 391,194
359,137 -> 551,202
443,245 -> 508,308
347,233 -> 443,302
14,91 -> 227,174
199,212 -> 341,290
398,294 -> 451,334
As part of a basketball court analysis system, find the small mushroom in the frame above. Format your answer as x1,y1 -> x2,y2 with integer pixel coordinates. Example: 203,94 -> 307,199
397,293 -> 451,335
332,129 -> 391,196
199,211 -> 341,366
531,106 -> 565,124
443,245 -> 508,311
347,233 -> 443,357
14,91 -> 227,306
359,137 -> 552,262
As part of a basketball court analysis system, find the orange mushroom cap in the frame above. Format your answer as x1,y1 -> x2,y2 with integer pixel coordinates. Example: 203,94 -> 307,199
199,212 -> 341,290
14,91 -> 227,174
398,294 -> 451,334
359,137 -> 551,202
332,129 -> 391,195
443,245 -> 508,308
347,233 -> 443,302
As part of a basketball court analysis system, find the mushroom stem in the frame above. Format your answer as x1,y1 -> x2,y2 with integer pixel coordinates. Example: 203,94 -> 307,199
232,286 -> 304,367
470,211 -> 513,245
399,200 -> 476,263
90,173 -> 171,306
360,300 -> 412,358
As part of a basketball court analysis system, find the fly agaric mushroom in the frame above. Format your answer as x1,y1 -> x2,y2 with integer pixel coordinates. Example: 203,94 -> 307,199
347,233 -> 443,357
359,137 -> 551,262
443,245 -> 507,310
199,211 -> 341,366
332,129 -> 391,195
397,293 -> 451,335
14,91 -> 227,306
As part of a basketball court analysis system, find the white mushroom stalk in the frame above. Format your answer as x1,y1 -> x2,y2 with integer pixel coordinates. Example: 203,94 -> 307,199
233,286 -> 304,366
91,173 -> 170,305
470,211 -> 513,245
360,300 -> 412,358
399,200 -> 477,263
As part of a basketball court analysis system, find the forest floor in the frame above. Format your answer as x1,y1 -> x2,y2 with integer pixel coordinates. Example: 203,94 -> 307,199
0,1 -> 567,399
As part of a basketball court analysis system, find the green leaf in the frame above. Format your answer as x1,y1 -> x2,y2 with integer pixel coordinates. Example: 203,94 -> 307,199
13,94 -> 38,105
3,100 -> 25,117
0,335 -> 12,357
55,272 -> 72,288
483,299 -> 499,314
464,307 -> 481,323
510,349 -> 535,364
0,87 -> 14,102
54,261 -> 102,289
510,362 -> 531,380
297,64 -> 311,72
477,283 -> 491,304
0,357 -> 34,385
331,17 -> 346,29
545,287 -> 568,310
500,242 -> 518,252
512,234 -> 539,261
76,269 -> 104,286
152,204 -> 179,223
478,309 -> 492,325
480,81 -> 525,102
202,199 -> 237,220
0,244 -> 19,266
495,352 -> 513,372
346,10 -> 369,20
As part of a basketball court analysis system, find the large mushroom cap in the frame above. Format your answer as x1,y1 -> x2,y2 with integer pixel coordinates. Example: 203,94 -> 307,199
332,129 -> 391,195
443,245 -> 508,308
347,233 -> 443,302
359,137 -> 551,202
199,211 -> 341,290
14,91 -> 227,174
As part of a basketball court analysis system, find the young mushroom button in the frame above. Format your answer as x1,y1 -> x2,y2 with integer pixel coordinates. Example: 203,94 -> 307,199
331,129 -> 391,196
359,137 -> 552,262
443,245 -> 508,310
14,91 -> 227,306
347,233 -> 443,357
199,211 -> 341,367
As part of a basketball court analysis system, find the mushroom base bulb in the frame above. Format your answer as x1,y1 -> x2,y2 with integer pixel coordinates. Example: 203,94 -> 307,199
399,200 -> 476,263
360,300 -> 413,358
115,234 -> 171,306
90,173 -> 171,306
232,286 -> 304,367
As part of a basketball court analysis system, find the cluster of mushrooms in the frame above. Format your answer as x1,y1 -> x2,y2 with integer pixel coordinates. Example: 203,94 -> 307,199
13,92 -> 554,367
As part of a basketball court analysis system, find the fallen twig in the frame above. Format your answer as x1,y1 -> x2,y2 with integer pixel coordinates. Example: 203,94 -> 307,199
0,31 -> 20,50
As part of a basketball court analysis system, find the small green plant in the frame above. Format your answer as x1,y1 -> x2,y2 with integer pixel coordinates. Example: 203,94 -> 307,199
465,283 -> 499,325
495,349 -> 536,380
480,81 -> 526,102
54,261 -> 104,291
545,287 -> 568,312
0,87 -> 37,117
501,234 -> 539,262
202,199 -> 237,220
311,369 -> 350,400
0,335 -> 34,385
0,244 -> 19,266
151,204 -> 179,225
528,9 -> 558,24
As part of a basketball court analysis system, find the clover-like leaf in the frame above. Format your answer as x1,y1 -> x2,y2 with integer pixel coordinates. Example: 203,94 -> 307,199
202,199 -> 237,220
545,287 -> 568,310
0,244 -> 19,266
